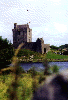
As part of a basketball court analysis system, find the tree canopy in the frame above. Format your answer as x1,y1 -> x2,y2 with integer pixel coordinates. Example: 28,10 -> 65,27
50,44 -> 68,50
0,36 -> 14,70
50,45 -> 59,50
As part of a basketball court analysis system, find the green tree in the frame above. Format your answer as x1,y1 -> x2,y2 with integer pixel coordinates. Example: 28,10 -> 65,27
50,45 -> 59,50
0,36 -> 14,70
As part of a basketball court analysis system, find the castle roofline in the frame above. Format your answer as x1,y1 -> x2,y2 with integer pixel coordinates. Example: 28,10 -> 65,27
13,23 -> 30,29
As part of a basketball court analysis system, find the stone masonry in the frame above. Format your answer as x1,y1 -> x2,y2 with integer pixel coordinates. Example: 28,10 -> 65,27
12,23 -> 50,54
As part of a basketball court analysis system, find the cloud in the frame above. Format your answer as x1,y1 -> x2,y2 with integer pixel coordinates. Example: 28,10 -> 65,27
26,0 -> 34,1
45,28 -> 48,31
54,22 -> 67,33
50,0 -> 61,2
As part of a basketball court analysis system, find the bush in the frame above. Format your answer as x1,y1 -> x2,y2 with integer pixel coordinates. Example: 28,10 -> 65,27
27,66 -> 38,77
50,65 -> 59,73
12,65 -> 26,75
39,75 -> 45,83
17,49 -> 35,57
1,69 -> 12,75
43,58 -> 50,75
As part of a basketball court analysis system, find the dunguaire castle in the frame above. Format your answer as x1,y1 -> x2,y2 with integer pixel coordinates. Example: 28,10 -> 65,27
12,23 -> 50,54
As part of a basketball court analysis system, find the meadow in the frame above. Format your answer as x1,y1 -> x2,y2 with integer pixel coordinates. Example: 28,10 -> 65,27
46,51 -> 68,61
17,50 -> 68,62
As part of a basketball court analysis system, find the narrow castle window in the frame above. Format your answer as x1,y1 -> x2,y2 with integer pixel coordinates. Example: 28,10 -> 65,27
29,39 -> 30,42
29,29 -> 30,32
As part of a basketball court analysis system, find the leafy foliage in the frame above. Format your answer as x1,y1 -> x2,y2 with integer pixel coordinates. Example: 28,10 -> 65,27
50,44 -> 68,50
0,36 -> 14,69
49,65 -> 60,73
50,45 -> 59,50
27,66 -> 38,77
59,44 -> 68,49
43,58 -> 50,75
17,48 -> 45,60
38,75 -> 45,83
17,49 -> 35,57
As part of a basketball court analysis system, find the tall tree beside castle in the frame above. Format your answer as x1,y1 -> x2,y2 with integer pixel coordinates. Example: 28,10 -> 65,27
0,36 -> 14,69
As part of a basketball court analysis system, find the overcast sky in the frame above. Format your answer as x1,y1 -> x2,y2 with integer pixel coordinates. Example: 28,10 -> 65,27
0,0 -> 68,46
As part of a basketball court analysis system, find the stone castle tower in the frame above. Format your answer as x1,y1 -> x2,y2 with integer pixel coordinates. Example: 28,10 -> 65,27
12,23 -> 50,54
12,23 -> 32,48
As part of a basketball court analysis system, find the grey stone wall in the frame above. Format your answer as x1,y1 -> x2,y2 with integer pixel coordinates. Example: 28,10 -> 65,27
12,23 -> 32,48
44,44 -> 50,53
12,23 -> 50,54
21,42 -> 37,52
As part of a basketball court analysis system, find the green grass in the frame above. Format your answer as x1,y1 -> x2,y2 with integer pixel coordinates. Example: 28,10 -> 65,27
46,51 -> 68,61
17,50 -> 68,62
0,72 -> 46,100
18,53 -> 46,63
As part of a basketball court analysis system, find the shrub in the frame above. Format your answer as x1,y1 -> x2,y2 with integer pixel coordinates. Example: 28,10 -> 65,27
38,75 -> 45,83
17,49 -> 35,57
43,58 -> 50,75
14,66 -> 26,75
1,69 -> 12,75
27,66 -> 38,77
50,65 -> 59,73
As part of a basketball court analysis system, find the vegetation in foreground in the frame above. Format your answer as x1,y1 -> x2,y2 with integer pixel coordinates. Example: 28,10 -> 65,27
0,64 -> 60,100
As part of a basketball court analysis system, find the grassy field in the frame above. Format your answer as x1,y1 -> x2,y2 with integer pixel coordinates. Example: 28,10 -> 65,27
46,51 -> 68,61
15,50 -> 68,62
